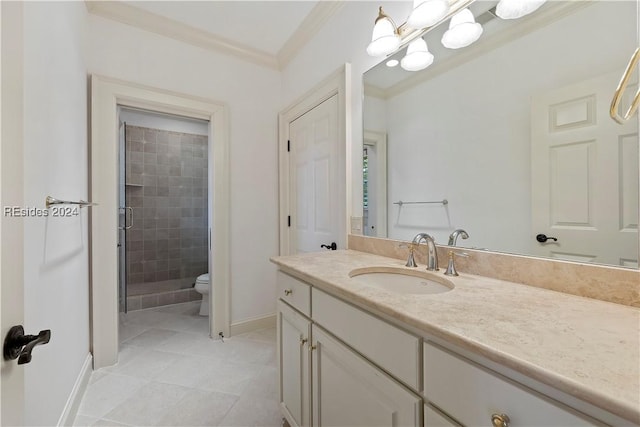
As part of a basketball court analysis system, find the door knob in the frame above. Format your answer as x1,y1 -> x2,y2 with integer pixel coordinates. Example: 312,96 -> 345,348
536,234 -> 558,243
3,325 -> 51,365
320,242 -> 337,250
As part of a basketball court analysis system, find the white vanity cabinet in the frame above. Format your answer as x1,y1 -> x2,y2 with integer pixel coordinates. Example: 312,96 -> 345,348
276,270 -> 617,427
277,271 -> 422,427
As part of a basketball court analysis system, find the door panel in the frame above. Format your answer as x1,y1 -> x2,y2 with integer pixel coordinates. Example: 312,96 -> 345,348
278,301 -> 311,427
289,95 -> 339,253
531,71 -> 639,266
312,325 -> 422,427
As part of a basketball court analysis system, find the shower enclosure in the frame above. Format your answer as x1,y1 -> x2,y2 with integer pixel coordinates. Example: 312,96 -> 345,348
118,109 -> 209,312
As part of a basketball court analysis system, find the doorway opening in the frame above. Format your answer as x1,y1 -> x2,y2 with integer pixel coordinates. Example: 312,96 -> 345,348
118,108 -> 211,325
91,76 -> 230,369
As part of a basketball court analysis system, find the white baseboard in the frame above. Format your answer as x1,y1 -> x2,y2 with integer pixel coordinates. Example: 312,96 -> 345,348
57,353 -> 93,426
230,313 -> 276,336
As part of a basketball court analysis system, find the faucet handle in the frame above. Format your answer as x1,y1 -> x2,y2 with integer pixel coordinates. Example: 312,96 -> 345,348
399,243 -> 418,267
444,251 -> 469,276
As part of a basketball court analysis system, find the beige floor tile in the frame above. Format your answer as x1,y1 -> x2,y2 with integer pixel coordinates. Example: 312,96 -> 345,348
72,414 -> 98,426
242,366 -> 278,401
218,395 -> 281,427
195,359 -> 264,396
91,419 -> 132,426
103,381 -> 191,426
153,331 -> 211,355
121,328 -> 178,348
75,303 -> 279,427
156,389 -> 238,426
77,374 -> 148,419
108,348 -> 183,380
153,354 -> 218,388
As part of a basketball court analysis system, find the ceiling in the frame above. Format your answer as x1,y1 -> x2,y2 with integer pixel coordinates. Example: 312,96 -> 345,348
87,0 -> 343,69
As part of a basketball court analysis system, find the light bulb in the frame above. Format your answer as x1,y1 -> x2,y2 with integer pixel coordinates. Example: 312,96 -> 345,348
366,7 -> 400,57
496,0 -> 547,19
400,38 -> 434,72
441,8 -> 483,49
407,0 -> 450,29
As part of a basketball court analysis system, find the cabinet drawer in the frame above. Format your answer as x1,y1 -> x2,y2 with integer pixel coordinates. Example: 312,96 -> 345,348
277,271 -> 311,316
312,288 -> 420,391
423,342 -> 600,426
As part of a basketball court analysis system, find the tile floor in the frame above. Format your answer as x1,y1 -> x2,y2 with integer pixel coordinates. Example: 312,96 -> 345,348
74,302 -> 281,427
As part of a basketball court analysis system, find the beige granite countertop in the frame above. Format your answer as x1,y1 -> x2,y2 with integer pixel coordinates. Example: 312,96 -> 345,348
271,250 -> 640,424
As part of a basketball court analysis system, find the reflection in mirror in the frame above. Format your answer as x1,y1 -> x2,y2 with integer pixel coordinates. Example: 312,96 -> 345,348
363,0 -> 639,268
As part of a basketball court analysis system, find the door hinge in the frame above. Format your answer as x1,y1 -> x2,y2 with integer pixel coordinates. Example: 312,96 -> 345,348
287,140 -> 290,152
288,215 -> 291,227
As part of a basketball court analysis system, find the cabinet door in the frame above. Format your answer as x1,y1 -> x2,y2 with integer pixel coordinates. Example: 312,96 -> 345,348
278,301 -> 311,427
311,325 -> 422,427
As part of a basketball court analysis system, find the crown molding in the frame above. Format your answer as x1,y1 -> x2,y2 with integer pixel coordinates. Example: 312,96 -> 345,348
382,1 -> 593,99
277,1 -> 345,68
85,1 -> 279,70
86,0 -> 345,71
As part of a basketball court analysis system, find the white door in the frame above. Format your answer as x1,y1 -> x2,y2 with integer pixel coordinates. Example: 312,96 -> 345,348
1,1 -> 26,424
311,325 -> 422,427
0,2 -> 26,426
277,301 -> 311,427
289,95 -> 339,253
531,71 -> 638,266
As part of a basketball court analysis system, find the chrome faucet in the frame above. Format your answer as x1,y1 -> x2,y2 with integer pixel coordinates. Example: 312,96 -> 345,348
448,229 -> 469,246
412,233 -> 439,271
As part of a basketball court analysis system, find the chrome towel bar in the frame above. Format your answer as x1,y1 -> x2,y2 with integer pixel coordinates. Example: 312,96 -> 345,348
393,199 -> 448,206
45,196 -> 97,209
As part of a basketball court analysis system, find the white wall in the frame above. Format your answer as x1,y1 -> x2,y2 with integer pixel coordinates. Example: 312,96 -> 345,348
22,2 -> 89,425
87,15 -> 281,324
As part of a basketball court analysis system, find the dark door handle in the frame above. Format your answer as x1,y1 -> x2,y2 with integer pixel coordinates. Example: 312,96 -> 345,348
3,325 -> 51,365
321,242 -> 337,250
536,234 -> 558,243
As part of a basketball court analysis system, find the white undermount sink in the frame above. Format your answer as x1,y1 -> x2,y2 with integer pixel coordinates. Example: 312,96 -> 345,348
349,267 -> 454,295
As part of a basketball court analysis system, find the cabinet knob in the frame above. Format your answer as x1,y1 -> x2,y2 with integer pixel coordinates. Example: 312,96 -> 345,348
491,413 -> 510,427
284,289 -> 292,296
300,338 -> 308,346
309,344 -> 317,352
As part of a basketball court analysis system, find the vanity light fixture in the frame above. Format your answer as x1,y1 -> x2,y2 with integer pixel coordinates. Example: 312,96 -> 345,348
386,59 -> 400,67
400,38 -> 434,71
407,0 -> 450,29
366,7 -> 401,57
441,8 -> 483,49
495,0 -> 547,19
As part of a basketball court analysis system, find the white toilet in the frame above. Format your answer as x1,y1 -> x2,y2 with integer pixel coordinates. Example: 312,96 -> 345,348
194,273 -> 210,316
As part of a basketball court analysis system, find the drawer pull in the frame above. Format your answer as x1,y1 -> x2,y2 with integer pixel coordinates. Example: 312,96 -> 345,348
300,338 -> 308,346
491,413 -> 510,427
284,289 -> 293,296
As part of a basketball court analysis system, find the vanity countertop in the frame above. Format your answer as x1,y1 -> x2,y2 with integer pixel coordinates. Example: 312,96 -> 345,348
271,249 -> 640,424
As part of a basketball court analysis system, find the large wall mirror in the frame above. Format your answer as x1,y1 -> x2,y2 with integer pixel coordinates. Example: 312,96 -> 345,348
362,0 -> 639,268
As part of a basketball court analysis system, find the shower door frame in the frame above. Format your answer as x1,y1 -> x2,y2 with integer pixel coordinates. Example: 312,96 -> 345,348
90,75 -> 230,369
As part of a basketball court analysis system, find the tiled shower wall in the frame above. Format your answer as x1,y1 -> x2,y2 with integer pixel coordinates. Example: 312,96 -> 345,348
125,125 -> 208,307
